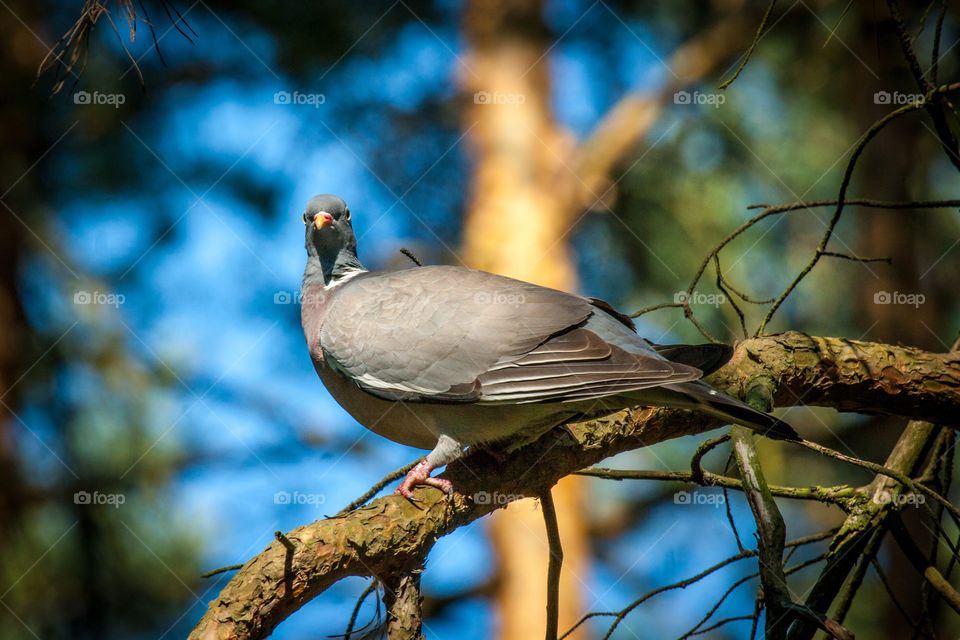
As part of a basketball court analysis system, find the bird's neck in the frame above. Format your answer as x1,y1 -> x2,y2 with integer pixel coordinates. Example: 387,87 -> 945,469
302,248 -> 366,290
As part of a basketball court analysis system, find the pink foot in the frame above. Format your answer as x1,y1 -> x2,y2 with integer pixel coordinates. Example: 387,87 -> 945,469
394,458 -> 454,499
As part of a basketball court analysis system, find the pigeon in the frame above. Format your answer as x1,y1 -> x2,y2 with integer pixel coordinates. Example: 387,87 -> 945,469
299,195 -> 798,499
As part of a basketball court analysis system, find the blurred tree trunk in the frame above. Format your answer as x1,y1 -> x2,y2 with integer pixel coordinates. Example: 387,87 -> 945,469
849,8 -> 942,637
0,0 -> 44,543
460,1 -> 588,638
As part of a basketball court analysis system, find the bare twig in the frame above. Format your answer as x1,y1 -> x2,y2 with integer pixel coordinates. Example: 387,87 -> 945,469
832,527 -> 886,624
343,579 -> 378,640
574,467 -> 853,505
400,247 -> 424,267
787,419 -> 943,640
630,198 -> 960,337
888,515 -> 960,615
886,0 -> 960,172
201,563 -> 244,579
561,531 -> 836,640
690,433 -> 730,484
540,489 -> 563,640
869,557 -> 923,632
337,460 -> 420,516
756,89 -> 960,333
718,0 -> 777,90
274,530 -> 295,552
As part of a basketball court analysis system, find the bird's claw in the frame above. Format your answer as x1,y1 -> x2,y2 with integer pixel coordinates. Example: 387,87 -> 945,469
394,458 -> 454,500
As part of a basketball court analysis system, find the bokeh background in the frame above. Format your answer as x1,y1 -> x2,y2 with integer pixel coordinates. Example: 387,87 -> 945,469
1,1 -> 959,638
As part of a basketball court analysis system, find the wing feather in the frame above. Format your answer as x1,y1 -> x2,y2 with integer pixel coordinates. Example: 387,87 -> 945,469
477,328 -> 701,404
320,266 -> 704,405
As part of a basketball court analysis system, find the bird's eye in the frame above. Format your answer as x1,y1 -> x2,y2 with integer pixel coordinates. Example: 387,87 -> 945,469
345,209 -> 351,221
303,212 -> 311,225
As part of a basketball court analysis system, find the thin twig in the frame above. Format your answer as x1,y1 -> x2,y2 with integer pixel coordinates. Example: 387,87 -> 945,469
718,0 -> 777,89
690,433 -> 730,484
574,467 -> 854,504
820,251 -> 892,263
274,530 -> 295,552
561,530 -> 835,640
794,439 -> 960,526
833,527 -> 886,624
870,557 -> 922,632
541,489 -> 563,640
757,97 -> 947,334
336,460 -> 420,516
201,563 -> 244,578
630,198 -> 960,335
343,579 -> 378,640
399,247 -> 424,267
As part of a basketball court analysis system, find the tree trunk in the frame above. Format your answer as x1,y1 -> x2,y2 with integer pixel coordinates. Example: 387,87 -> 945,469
460,1 -> 588,637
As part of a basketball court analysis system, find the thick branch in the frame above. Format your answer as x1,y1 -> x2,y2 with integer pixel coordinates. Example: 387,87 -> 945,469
189,332 -> 960,640
709,332 -> 960,424
383,571 -> 424,640
731,426 -> 790,637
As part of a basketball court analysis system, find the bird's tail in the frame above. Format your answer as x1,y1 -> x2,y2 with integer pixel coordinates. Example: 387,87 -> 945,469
663,381 -> 799,441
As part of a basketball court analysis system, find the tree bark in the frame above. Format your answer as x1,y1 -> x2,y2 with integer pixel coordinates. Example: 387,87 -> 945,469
188,332 -> 960,640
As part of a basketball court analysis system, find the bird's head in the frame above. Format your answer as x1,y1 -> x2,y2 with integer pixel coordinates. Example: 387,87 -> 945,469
302,194 -> 363,284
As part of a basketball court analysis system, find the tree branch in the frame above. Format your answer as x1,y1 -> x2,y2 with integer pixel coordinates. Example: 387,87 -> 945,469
383,571 -> 425,639
189,332 -> 960,640
731,426 -> 790,638
541,489 -> 562,640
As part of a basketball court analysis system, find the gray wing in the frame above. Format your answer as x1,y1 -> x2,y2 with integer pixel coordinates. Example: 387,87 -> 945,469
476,306 -> 702,404
320,266 -> 701,404
320,266 -> 595,402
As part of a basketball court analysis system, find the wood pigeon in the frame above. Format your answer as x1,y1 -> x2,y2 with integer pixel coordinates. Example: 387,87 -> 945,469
299,195 -> 798,498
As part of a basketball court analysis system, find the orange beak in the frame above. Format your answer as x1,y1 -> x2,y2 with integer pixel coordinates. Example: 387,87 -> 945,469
313,212 -> 333,230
